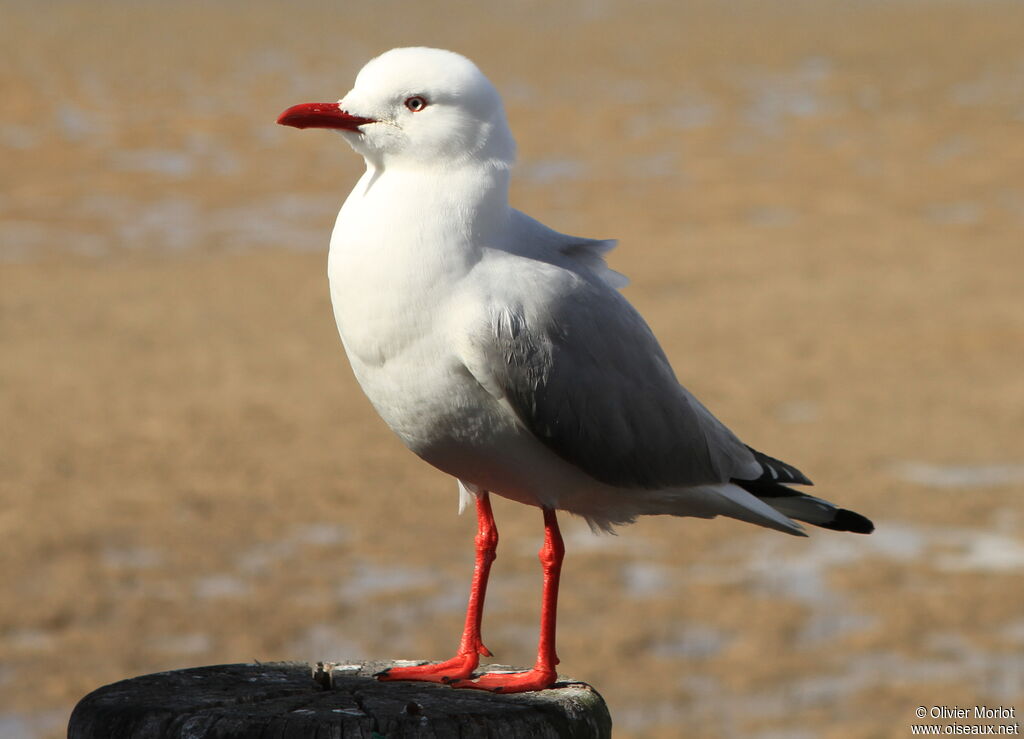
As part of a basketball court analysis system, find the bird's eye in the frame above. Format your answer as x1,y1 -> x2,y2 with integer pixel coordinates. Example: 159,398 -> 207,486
404,96 -> 428,112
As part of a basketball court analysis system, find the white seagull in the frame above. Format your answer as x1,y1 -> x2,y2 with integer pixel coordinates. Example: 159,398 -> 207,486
278,47 -> 873,693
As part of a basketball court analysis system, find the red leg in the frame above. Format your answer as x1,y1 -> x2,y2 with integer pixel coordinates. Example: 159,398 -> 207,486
449,506 -> 564,693
377,491 -> 498,683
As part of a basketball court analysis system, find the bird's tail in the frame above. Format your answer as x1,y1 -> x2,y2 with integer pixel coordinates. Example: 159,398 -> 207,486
747,485 -> 874,533
731,446 -> 874,534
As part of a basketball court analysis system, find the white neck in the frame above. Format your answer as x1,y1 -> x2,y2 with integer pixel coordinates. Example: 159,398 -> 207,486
335,160 -> 511,258
327,160 -> 512,368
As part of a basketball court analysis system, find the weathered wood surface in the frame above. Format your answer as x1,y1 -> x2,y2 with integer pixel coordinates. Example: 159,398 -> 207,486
68,660 -> 613,738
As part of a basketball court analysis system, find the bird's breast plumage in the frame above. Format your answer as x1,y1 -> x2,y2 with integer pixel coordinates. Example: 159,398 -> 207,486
326,167 -> 505,462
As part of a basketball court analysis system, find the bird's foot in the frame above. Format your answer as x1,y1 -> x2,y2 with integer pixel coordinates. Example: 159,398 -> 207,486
447,666 -> 557,693
375,649 -> 486,684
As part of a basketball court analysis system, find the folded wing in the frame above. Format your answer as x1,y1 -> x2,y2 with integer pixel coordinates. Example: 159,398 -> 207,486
459,259 -> 758,491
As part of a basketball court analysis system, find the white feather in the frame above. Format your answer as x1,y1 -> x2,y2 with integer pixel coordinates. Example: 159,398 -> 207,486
457,479 -> 481,515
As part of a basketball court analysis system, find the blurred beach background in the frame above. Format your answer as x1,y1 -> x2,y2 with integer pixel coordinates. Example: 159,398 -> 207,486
2,1 -> 1023,736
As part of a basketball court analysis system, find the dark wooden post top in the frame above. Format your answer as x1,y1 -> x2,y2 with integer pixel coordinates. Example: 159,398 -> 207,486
68,661 -> 612,738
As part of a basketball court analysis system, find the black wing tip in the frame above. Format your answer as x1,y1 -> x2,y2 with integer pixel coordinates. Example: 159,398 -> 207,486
818,508 -> 875,534
731,478 -> 799,498
744,445 -> 814,486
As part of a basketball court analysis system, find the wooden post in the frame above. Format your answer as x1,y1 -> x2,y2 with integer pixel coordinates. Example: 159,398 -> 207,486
68,661 -> 612,738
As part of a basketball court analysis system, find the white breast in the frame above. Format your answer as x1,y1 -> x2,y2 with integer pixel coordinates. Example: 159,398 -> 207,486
327,167 -> 494,456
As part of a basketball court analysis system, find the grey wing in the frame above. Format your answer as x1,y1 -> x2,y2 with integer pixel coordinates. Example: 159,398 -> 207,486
460,270 -> 758,490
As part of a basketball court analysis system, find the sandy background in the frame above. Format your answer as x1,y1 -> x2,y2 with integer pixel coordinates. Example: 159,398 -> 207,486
2,1 -> 1023,736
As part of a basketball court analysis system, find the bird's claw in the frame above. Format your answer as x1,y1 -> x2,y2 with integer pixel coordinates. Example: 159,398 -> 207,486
446,667 -> 557,694
376,653 -> 482,684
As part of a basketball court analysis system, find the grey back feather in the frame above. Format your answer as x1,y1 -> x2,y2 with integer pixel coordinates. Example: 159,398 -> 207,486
507,209 -> 629,290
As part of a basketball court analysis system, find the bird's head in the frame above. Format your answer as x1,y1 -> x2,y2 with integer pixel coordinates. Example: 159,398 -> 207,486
277,47 -> 516,171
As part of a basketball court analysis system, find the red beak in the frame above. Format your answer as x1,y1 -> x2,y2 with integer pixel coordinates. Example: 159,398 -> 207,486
276,103 -> 375,131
